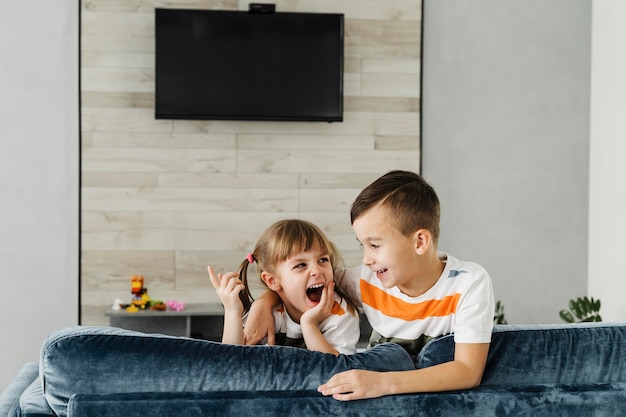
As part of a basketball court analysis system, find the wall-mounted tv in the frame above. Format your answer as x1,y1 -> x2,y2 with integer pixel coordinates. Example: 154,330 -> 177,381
155,8 -> 344,122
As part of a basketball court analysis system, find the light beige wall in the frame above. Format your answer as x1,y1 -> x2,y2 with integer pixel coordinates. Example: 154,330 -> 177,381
1,1 -> 78,391
589,0 -> 626,322
80,0 -> 422,324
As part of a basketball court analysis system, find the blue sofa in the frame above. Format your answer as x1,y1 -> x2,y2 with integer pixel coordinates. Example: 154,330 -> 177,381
1,323 -> 625,417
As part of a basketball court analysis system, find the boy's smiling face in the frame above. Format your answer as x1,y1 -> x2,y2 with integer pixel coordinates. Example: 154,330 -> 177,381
352,203 -> 439,297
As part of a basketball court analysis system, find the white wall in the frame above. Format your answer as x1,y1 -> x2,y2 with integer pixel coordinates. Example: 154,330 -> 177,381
421,0 -> 591,324
0,2 -> 79,390
589,0 -> 626,322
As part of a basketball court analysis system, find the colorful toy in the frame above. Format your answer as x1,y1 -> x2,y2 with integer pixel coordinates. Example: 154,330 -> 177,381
150,300 -> 167,311
126,275 -> 151,312
167,300 -> 185,311
119,275 -> 170,312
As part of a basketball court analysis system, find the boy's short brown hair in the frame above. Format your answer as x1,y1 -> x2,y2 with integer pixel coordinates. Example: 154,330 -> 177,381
350,170 -> 440,243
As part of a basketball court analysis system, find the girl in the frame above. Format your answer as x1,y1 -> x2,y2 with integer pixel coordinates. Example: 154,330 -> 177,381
208,219 -> 360,355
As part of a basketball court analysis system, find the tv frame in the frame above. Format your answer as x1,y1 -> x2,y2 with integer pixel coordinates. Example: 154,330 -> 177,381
154,8 -> 344,122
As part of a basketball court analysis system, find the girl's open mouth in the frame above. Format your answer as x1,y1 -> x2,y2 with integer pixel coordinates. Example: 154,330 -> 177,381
306,283 -> 324,303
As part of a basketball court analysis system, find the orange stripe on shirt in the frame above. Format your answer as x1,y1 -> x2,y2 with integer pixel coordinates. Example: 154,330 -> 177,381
331,301 -> 345,316
360,280 -> 460,321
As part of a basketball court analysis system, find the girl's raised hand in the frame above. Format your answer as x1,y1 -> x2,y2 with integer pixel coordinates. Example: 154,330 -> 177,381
301,281 -> 335,327
207,265 -> 244,316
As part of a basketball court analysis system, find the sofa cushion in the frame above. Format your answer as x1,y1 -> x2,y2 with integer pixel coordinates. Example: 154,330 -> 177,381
40,326 -> 414,417
68,383 -> 626,417
417,323 -> 626,386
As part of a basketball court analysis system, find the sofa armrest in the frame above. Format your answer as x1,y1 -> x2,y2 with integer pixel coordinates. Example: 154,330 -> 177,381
0,362 -> 39,417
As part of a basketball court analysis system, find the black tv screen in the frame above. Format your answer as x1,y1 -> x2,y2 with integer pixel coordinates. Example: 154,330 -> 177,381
155,8 -> 344,122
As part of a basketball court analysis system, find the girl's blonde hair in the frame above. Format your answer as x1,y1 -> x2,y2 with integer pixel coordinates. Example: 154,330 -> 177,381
237,219 -> 357,316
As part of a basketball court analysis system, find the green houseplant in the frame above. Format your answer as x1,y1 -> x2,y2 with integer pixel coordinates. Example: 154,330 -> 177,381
559,296 -> 602,323
493,300 -> 508,325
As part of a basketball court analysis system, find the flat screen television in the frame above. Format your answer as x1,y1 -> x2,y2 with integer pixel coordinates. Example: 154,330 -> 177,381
155,8 -> 344,122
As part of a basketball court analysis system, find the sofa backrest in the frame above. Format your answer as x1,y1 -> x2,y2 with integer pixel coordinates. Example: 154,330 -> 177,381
416,323 -> 626,386
40,325 -> 414,417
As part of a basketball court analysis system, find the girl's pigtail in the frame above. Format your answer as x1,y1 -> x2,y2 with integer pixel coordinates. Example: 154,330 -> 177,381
238,254 -> 255,314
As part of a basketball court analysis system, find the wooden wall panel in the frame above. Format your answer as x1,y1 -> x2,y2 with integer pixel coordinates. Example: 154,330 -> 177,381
81,0 -> 422,324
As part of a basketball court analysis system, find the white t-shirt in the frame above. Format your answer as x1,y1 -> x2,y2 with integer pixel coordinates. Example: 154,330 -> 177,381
271,295 -> 360,355
338,253 -> 494,352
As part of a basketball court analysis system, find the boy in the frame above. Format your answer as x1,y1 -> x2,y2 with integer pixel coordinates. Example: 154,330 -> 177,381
245,170 -> 495,400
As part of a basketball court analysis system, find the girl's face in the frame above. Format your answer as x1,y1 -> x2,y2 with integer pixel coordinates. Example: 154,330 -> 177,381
262,244 -> 333,323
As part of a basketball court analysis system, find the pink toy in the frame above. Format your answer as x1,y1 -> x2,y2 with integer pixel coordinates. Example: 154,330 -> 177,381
166,300 -> 185,311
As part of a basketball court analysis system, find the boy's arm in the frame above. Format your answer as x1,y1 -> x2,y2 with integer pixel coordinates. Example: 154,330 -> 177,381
318,342 -> 489,400
243,290 -> 281,345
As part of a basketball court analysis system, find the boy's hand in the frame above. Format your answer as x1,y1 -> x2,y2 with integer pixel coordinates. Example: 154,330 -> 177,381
319,343 -> 490,400
207,265 -> 243,316
317,369 -> 385,401
243,290 -> 279,345
300,282 -> 334,328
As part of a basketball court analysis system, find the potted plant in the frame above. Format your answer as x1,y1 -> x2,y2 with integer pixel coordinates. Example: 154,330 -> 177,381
493,300 -> 508,325
559,296 -> 602,323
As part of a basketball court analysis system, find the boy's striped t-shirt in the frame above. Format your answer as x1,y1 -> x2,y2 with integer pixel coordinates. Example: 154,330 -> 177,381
340,253 -> 494,356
